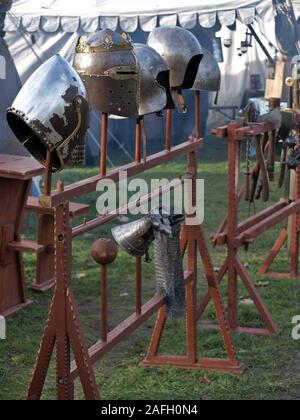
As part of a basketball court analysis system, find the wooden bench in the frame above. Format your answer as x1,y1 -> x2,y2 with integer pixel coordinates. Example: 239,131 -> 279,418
26,197 -> 90,218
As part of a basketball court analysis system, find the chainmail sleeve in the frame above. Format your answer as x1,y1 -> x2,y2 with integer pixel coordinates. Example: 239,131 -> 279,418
153,220 -> 186,319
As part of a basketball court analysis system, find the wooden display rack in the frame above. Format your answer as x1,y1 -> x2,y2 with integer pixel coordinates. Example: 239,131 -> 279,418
27,92 -> 244,401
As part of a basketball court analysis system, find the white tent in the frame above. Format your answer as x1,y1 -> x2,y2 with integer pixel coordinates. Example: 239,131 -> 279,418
6,0 -> 273,26
1,0 -> 277,161
293,0 -> 300,16
4,0 -> 276,78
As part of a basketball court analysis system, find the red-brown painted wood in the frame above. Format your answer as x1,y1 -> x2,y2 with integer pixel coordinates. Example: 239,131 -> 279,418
0,155 -> 43,316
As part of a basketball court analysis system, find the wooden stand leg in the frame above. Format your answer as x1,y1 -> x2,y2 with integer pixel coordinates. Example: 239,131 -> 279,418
196,259 -> 228,320
27,307 -> 56,400
28,202 -> 99,400
31,214 -> 55,292
100,113 -> 108,176
31,151 -> 55,292
145,306 -> 167,360
227,125 -> 240,331
236,259 -> 279,335
185,230 -> 197,364
290,162 -> 300,277
165,109 -> 172,151
258,228 -> 288,276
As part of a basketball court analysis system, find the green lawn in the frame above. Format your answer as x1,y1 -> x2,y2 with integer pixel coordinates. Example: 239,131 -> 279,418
0,138 -> 300,400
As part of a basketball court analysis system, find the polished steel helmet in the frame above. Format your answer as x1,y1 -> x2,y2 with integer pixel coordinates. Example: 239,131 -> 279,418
111,209 -> 174,258
74,29 -> 140,118
112,216 -> 154,257
133,43 -> 173,116
6,54 -> 89,172
193,47 -> 221,92
147,26 -> 203,89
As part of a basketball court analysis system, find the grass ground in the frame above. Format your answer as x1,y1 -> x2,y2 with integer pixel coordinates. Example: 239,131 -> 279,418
0,136 -> 300,400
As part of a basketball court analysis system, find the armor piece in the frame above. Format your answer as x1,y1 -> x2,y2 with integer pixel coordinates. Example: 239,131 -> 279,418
259,108 -> 282,126
112,208 -> 185,318
279,110 -> 294,141
6,54 -> 89,172
133,43 -> 174,116
112,212 -> 172,258
241,100 -> 282,125
112,216 -> 155,257
193,47 -> 221,92
147,26 -> 203,89
274,0 -> 297,57
153,215 -> 185,319
74,29 -> 140,117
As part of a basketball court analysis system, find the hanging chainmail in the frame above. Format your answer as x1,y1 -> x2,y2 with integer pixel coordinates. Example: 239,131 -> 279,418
112,207 -> 186,319
153,215 -> 185,319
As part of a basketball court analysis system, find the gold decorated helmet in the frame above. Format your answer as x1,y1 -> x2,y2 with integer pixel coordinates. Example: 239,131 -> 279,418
74,29 -> 140,118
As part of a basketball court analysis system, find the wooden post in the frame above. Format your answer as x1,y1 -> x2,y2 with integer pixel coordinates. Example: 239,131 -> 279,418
101,265 -> 108,342
195,91 -> 201,140
100,113 -> 108,176
44,151 -> 53,196
165,109 -> 172,151
135,118 -> 142,163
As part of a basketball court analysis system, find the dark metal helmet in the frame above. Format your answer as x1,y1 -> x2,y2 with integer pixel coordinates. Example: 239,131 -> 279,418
133,43 -> 174,116
6,54 -> 89,172
274,0 -> 297,57
74,29 -> 140,118
147,26 -> 203,90
193,47 -> 221,92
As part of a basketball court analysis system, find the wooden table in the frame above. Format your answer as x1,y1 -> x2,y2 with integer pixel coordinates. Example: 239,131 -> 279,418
0,154 -> 44,316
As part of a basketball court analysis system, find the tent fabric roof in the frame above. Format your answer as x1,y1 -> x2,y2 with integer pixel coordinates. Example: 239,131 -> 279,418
5,0 -> 274,33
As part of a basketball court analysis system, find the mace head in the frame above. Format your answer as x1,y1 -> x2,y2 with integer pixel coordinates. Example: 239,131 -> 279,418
91,238 -> 118,265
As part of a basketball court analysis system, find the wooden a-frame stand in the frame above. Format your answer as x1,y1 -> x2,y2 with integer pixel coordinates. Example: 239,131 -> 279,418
144,143 -> 243,372
258,115 -> 300,279
203,122 -> 281,336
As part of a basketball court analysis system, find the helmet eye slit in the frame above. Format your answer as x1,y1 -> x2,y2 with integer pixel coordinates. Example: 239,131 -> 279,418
181,54 -> 203,89
116,71 -> 137,75
156,70 -> 170,90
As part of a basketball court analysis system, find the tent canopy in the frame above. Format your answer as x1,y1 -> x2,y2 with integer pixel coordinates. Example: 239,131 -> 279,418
1,0 -> 277,161
6,0 -> 274,33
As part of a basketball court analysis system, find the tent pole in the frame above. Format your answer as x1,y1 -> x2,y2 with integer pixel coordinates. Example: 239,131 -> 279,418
247,24 -> 275,65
